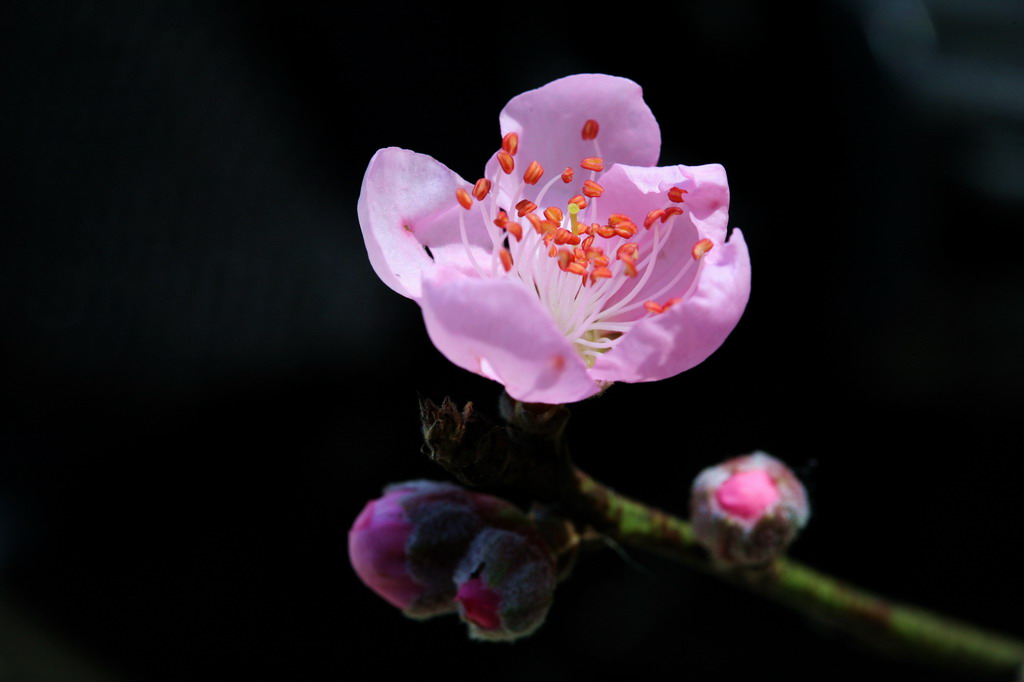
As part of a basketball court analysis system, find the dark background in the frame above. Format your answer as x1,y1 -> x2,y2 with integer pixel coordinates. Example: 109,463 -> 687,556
2,1 -> 1022,680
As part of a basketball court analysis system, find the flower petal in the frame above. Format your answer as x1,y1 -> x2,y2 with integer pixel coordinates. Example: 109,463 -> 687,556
589,229 -> 751,383
487,74 -> 661,210
358,147 -> 492,299
420,268 -> 600,404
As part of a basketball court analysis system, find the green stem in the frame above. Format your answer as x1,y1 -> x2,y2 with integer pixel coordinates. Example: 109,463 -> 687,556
575,470 -> 1024,676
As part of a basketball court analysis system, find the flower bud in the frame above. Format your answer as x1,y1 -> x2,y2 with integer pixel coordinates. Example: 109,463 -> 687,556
690,452 -> 810,567
453,527 -> 557,642
349,480 -> 490,619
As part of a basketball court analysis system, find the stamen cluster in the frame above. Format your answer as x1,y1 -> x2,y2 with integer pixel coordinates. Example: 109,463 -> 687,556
453,120 -> 713,364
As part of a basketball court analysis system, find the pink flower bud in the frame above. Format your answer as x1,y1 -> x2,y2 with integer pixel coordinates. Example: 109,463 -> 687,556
690,452 -> 810,566
348,480 -> 490,619
453,528 -> 557,642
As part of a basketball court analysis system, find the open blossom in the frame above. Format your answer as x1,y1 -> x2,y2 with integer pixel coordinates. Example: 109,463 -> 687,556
358,74 -> 750,404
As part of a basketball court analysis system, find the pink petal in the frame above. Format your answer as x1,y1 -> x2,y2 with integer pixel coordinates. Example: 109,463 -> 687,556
419,268 -> 600,404
588,162 -> 730,322
589,229 -> 751,383
358,147 -> 491,299
486,74 -> 661,210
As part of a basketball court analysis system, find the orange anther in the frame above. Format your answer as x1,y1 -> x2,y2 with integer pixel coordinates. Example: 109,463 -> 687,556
456,188 -> 473,210
548,244 -> 557,257
554,229 -> 572,245
515,199 -> 537,217
561,167 -> 574,183
581,179 -> 604,198
525,213 -> 541,233
569,194 -> 588,210
500,248 -> 514,272
622,258 -> 638,277
580,157 -> 604,172
582,235 -> 595,250
497,151 -> 515,175
692,238 -> 714,260
472,178 -> 492,201
643,301 -> 664,314
607,213 -> 630,226
523,160 -> 544,185
567,262 -> 588,276
592,254 -> 610,268
614,221 -> 637,236
539,220 -> 559,234
581,119 -> 599,141
661,206 -> 684,222
556,248 -> 572,270
616,243 -> 639,260
573,246 -> 586,261
543,206 -> 563,223
506,221 -> 523,241
493,210 -> 509,228
644,209 -> 666,229
591,266 -> 613,280
668,186 -> 689,203
501,132 -> 519,156
663,297 -> 682,310
543,232 -> 556,247
595,225 -> 616,239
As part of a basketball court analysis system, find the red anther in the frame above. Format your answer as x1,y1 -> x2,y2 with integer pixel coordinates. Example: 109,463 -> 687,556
644,209 -> 666,229
500,248 -> 514,272
592,254 -> 610,267
515,199 -> 538,217
539,220 -> 559,234
616,243 -> 639,260
543,206 -> 563,223
567,262 -> 587,276
595,224 -> 616,238
607,213 -> 629,226
661,206 -> 684,222
472,178 -> 492,201
456,188 -> 473,210
501,132 -> 519,156
614,221 -> 638,236
581,119 -> 599,140
493,210 -> 509,228
591,266 -> 613,280
668,186 -> 689,203
561,167 -> 574,183
582,235 -> 595,250
506,221 -> 523,241
692,238 -> 714,260
580,223 -> 594,236
580,157 -> 604,172
567,233 -> 581,245
525,213 -> 542,233
643,301 -> 664,314
581,179 -> 605,198
622,257 -> 638,277
523,160 -> 544,185
569,194 -> 588,210
556,248 -> 572,270
497,151 -> 515,175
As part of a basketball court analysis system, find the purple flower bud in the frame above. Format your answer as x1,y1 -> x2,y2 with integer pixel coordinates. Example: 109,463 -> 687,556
348,480 -> 490,619
453,527 -> 557,642
690,452 -> 810,566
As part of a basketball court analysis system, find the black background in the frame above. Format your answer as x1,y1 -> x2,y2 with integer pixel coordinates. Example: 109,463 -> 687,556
2,2 -> 1023,681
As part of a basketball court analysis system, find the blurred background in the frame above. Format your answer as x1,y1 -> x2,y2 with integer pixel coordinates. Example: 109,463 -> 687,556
2,1 -> 1022,680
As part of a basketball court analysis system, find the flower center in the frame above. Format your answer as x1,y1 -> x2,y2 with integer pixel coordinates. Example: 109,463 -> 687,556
455,119 -> 713,366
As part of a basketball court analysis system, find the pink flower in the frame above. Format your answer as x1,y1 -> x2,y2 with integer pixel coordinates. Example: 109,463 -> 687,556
358,74 -> 750,404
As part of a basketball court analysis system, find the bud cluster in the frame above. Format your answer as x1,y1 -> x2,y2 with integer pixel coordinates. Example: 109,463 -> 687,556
348,480 -> 557,641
